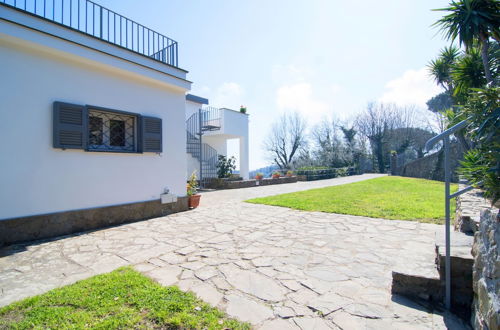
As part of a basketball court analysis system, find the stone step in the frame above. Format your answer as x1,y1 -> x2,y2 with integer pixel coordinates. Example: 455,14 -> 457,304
434,227 -> 474,262
391,264 -> 442,302
391,228 -> 443,301
434,228 -> 474,316
391,227 -> 474,313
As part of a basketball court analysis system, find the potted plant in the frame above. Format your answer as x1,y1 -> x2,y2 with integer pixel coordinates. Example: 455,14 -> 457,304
286,170 -> 294,177
255,172 -> 264,180
240,105 -> 247,114
272,171 -> 281,179
187,171 -> 201,209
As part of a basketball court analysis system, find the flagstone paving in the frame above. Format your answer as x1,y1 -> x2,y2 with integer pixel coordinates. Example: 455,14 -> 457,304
0,174 -> 470,329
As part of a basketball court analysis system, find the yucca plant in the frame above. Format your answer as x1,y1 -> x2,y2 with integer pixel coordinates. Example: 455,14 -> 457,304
428,46 -> 460,91
459,86 -> 500,204
433,0 -> 500,84
452,47 -> 487,98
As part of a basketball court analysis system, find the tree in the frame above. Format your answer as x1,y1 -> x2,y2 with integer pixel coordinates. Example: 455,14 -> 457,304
340,125 -> 357,146
433,0 -> 500,84
356,103 -> 396,173
427,46 -> 490,150
355,103 -> 419,173
426,92 -> 454,113
340,124 -> 359,167
428,46 -> 460,91
311,118 -> 344,168
387,127 -> 435,159
452,47 -> 487,98
264,112 -> 307,170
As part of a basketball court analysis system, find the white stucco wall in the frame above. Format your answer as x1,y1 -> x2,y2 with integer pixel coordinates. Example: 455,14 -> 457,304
0,21 -> 189,220
216,109 -> 249,179
187,153 -> 199,180
186,100 -> 201,120
203,136 -> 228,156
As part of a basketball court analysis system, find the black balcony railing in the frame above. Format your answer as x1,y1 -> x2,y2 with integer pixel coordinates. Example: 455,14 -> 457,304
0,0 -> 179,67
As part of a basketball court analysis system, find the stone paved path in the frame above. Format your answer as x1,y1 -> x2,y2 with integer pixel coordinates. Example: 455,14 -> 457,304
0,174 -> 470,329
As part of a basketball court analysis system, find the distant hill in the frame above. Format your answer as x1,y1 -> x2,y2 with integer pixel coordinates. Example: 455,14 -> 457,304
249,164 -> 279,179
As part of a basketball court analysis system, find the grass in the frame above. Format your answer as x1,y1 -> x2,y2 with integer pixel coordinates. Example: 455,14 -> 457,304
0,267 -> 249,330
246,176 -> 458,224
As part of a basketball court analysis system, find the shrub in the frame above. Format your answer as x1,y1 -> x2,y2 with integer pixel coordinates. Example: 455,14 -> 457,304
459,86 -> 499,204
336,167 -> 348,177
217,155 -> 236,178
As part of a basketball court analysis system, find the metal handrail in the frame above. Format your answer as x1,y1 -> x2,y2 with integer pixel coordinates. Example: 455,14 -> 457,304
424,118 -> 473,310
425,119 -> 469,152
0,0 -> 179,67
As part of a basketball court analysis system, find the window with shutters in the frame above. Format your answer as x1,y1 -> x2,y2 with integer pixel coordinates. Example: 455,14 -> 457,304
87,109 -> 136,152
53,102 -> 163,153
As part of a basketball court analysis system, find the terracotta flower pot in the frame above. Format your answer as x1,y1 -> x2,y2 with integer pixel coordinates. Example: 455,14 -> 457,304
272,175 -> 280,179
255,175 -> 263,180
188,194 -> 201,208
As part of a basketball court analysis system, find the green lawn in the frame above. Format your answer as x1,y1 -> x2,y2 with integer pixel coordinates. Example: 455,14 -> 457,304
246,176 -> 457,224
0,267 -> 249,330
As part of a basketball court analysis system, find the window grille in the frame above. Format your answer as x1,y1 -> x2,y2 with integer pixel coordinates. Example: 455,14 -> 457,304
53,102 -> 161,153
87,109 -> 136,152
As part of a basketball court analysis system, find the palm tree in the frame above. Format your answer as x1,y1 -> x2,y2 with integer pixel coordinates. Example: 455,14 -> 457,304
433,0 -> 500,84
427,46 -> 473,150
428,46 -> 460,91
452,47 -> 487,99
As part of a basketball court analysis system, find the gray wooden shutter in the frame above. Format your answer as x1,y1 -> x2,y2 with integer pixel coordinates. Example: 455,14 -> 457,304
141,116 -> 162,152
53,102 -> 87,149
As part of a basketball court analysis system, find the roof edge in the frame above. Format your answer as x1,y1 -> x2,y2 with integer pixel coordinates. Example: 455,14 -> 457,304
186,94 -> 209,105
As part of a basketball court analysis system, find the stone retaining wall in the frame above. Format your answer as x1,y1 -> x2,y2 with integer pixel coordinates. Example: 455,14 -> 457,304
471,207 -> 500,329
455,182 -> 490,234
392,142 -> 463,182
204,176 -> 298,190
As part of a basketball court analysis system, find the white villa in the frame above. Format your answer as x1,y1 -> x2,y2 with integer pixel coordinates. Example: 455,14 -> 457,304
0,0 -> 248,245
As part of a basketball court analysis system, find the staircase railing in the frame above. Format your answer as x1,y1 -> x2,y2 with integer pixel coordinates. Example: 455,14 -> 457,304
425,118 -> 477,310
200,143 -> 218,182
199,106 -> 221,131
186,107 -> 221,186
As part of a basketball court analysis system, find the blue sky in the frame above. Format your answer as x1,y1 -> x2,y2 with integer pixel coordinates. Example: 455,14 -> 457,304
99,0 -> 450,170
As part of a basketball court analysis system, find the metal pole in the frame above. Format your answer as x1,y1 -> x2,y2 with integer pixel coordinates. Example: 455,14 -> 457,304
444,136 -> 451,310
198,108 -> 203,184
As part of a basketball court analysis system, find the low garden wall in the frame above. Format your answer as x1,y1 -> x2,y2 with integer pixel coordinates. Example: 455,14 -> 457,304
296,167 -> 357,181
204,176 -> 298,190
